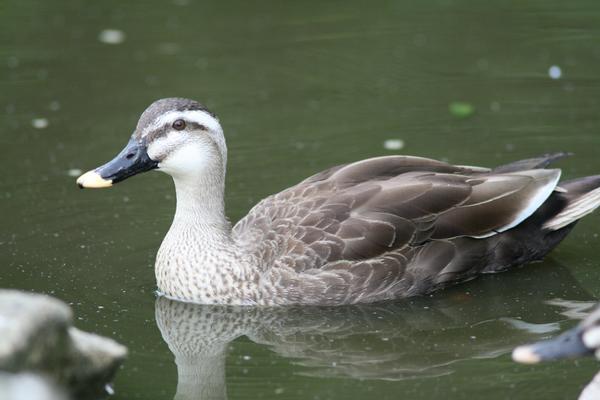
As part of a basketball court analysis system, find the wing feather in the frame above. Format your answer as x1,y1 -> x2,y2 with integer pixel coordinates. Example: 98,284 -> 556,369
232,156 -> 561,286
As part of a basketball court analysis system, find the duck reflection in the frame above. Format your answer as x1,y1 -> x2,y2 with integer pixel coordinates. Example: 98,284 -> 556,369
154,262 -> 594,400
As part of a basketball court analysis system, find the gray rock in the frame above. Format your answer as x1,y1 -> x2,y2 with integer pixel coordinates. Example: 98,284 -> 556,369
0,290 -> 72,372
67,327 -> 127,394
0,290 -> 127,398
0,372 -> 67,400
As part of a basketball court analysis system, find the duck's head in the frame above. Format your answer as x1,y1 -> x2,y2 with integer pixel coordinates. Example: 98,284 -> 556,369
77,97 -> 226,188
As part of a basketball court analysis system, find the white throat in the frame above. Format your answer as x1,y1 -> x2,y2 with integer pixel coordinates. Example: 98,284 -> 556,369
160,142 -> 229,229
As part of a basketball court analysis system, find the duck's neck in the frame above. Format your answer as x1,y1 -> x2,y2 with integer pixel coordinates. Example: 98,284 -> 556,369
155,173 -> 255,304
172,173 -> 229,231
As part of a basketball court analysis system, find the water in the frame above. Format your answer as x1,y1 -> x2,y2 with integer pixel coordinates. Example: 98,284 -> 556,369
2,0 -> 600,398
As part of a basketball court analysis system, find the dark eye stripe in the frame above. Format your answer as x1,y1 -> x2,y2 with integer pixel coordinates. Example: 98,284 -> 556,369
188,121 -> 208,131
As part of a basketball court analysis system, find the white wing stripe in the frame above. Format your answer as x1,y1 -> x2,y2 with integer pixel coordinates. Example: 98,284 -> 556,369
497,170 -> 561,233
470,170 -> 561,238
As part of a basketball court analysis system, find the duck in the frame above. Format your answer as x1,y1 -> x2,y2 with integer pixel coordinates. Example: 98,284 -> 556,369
76,97 -> 600,306
512,305 -> 600,400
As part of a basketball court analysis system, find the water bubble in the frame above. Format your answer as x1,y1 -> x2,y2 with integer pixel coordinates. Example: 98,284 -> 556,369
7,56 -> 19,68
413,33 -> 427,47
157,42 -> 180,55
383,139 -> 405,150
31,118 -> 49,129
145,75 -> 159,86
67,168 -> 82,177
195,58 -> 208,69
98,29 -> 125,45
548,65 -> 562,79
476,58 -> 489,70
105,384 -> 115,395
37,69 -> 48,80
49,100 -> 61,111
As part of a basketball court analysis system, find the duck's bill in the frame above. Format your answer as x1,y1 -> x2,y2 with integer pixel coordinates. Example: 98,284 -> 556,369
76,137 -> 158,189
512,326 -> 592,364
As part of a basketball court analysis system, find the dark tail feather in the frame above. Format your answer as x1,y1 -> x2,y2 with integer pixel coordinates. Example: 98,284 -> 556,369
558,175 -> 600,195
482,172 -> 600,273
493,152 -> 572,173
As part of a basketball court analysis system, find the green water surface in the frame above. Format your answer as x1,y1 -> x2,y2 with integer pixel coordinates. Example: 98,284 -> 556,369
3,1 -> 600,399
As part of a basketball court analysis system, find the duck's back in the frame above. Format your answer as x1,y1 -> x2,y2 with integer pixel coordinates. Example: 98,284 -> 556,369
232,154 -> 600,305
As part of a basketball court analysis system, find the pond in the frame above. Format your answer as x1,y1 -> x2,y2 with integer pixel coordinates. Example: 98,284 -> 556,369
3,0 -> 600,399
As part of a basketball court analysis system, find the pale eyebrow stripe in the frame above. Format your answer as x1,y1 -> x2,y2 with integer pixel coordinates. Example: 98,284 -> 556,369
141,110 -> 219,138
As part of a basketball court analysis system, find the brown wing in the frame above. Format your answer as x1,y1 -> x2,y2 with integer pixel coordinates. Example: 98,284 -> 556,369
234,156 -> 559,265
232,156 -> 560,304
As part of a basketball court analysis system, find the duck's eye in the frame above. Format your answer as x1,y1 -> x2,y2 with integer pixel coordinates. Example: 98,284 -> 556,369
172,119 -> 186,131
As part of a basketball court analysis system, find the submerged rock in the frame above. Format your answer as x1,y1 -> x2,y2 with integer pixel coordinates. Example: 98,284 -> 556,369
0,290 -> 127,399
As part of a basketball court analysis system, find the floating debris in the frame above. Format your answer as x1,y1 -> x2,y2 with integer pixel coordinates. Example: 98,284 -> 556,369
449,102 -> 475,119
6,56 -> 19,68
31,118 -> 49,129
157,42 -> 181,55
383,139 -> 405,150
98,29 -> 125,45
37,69 -> 48,80
49,100 -> 61,111
548,65 -> 562,80
67,168 -> 82,177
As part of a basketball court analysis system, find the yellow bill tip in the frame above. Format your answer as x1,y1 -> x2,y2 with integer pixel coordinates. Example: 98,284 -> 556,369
76,170 -> 113,189
512,346 -> 541,364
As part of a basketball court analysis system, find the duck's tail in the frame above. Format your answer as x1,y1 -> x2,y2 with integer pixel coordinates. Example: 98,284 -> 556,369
544,175 -> 600,231
492,152 -> 572,173
479,173 -> 600,274
494,152 -> 600,231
